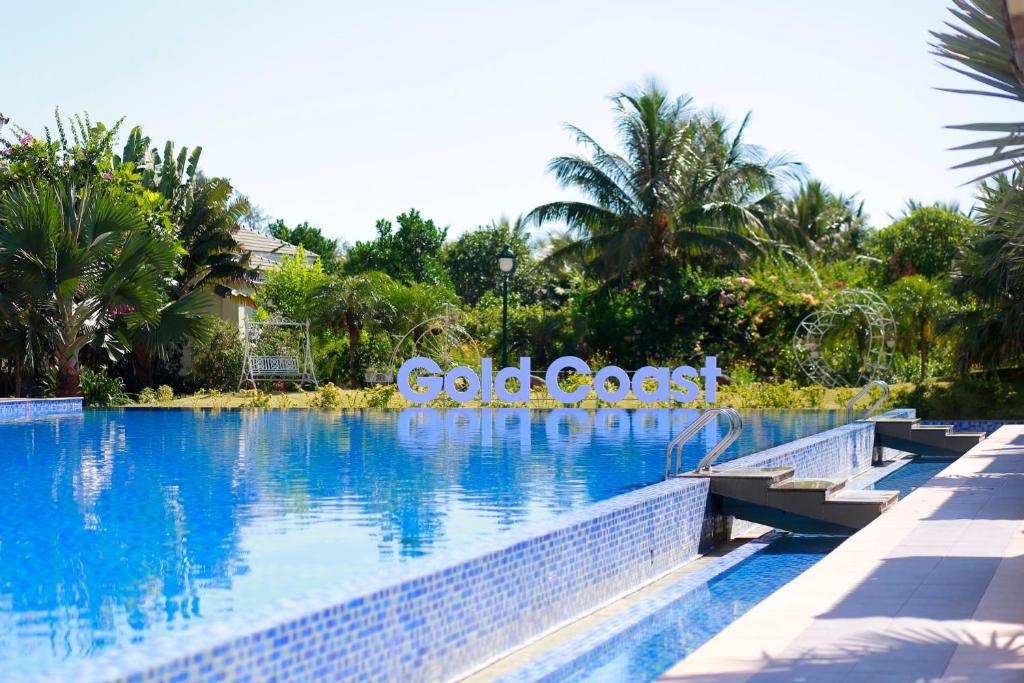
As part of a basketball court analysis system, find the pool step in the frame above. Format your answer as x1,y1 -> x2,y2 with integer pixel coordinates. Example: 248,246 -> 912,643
696,467 -> 899,532
873,418 -> 985,454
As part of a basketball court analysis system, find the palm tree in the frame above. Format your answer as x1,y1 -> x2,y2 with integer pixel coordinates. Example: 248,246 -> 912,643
315,271 -> 395,386
526,81 -> 796,285
175,176 -> 253,296
0,182 -> 177,396
931,0 -> 1024,181
888,275 -> 949,380
767,180 -> 868,261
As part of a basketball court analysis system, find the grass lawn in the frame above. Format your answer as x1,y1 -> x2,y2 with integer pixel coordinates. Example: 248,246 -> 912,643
125,372 -> 1024,420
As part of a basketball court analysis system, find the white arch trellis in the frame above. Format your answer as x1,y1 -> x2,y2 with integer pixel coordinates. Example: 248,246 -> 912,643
370,303 -> 482,384
239,319 -> 318,390
792,289 -> 896,388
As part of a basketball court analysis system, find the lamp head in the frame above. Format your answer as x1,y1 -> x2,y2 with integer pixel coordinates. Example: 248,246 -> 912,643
498,244 -> 516,275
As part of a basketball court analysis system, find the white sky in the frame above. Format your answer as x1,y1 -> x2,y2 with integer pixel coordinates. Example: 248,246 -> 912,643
5,1 -> 1021,242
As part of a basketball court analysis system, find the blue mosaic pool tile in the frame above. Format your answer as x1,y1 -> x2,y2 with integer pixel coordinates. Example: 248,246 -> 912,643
0,397 -> 82,421
718,420 -> 876,481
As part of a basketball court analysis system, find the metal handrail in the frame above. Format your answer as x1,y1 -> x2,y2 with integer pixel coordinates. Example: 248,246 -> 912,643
845,379 -> 890,422
664,407 -> 743,478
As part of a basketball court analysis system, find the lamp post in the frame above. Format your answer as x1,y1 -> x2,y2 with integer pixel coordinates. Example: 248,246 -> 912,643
498,244 -> 516,368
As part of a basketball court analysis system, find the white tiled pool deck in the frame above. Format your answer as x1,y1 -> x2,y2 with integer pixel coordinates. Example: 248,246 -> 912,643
658,425 -> 1024,683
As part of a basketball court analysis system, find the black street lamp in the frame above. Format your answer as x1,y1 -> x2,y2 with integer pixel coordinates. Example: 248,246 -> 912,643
498,244 -> 516,368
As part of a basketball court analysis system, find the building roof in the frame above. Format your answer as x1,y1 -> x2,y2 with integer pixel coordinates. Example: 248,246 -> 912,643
231,227 -> 317,273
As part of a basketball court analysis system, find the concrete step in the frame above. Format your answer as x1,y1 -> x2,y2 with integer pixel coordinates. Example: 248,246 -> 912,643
908,425 -> 985,453
705,466 -> 899,532
765,478 -> 845,521
874,418 -> 985,455
701,467 -> 795,505
820,489 -> 899,528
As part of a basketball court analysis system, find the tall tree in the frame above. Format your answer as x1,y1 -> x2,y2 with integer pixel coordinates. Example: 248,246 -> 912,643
525,81 -> 795,286
871,207 -> 980,283
443,216 -> 546,305
176,176 -> 252,296
345,209 -> 448,284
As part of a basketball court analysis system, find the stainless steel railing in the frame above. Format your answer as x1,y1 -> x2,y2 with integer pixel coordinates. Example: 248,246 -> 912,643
845,379 -> 889,422
665,407 -> 743,478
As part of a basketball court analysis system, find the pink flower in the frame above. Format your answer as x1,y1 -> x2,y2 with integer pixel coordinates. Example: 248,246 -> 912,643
735,277 -> 755,287
835,280 -> 846,288
18,135 -> 33,146
0,146 -> 10,157
101,171 -> 114,181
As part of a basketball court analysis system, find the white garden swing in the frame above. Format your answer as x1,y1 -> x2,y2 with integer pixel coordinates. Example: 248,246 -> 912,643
238,319 -> 319,390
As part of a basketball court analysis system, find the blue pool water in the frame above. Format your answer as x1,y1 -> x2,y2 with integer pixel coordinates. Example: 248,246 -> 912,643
870,450 -> 958,498
551,535 -> 844,683
0,407 -> 840,675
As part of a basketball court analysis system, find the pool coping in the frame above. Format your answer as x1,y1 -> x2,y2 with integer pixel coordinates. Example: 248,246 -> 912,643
19,411 -> 891,683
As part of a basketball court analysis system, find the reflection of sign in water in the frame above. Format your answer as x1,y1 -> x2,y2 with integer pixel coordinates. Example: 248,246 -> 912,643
397,356 -> 722,405
397,407 -> 726,454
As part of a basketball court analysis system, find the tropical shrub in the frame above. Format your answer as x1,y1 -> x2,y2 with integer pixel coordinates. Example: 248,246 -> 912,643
80,368 -> 132,407
310,382 -> 344,409
365,384 -> 398,408
240,389 -> 271,408
255,247 -> 329,322
156,385 -> 174,402
870,208 -> 980,283
188,319 -> 244,391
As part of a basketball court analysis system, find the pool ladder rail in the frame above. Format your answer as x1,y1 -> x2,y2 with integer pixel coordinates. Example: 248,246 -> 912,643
665,407 -> 743,479
845,379 -> 889,422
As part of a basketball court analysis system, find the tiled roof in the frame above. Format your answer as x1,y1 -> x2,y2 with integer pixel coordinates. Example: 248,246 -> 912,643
232,228 -> 318,259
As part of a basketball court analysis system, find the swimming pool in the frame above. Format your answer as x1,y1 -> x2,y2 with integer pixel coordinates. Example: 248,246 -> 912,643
0,407 -> 841,677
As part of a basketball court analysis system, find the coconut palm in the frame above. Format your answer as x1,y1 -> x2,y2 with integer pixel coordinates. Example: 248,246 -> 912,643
0,182 -> 176,396
767,180 -> 868,261
526,81 -> 796,285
